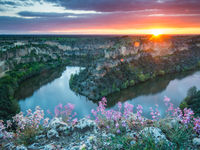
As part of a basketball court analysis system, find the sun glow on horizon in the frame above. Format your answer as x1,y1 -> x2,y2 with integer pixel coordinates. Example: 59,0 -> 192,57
47,27 -> 200,35
150,29 -> 163,36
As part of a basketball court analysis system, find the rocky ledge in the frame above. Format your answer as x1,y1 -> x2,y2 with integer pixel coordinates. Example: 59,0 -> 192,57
1,116 -> 200,150
1,96 -> 200,150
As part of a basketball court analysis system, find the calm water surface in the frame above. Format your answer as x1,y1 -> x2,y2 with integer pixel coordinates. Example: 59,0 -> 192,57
17,66 -> 200,118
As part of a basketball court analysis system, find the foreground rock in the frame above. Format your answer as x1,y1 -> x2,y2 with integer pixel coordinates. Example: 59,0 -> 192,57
1,117 -> 200,150
193,138 -> 200,146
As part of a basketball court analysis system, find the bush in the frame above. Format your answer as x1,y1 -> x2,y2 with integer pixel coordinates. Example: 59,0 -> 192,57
122,80 -> 129,89
130,80 -> 135,86
138,73 -> 146,82
179,101 -> 188,111
100,88 -> 109,97
187,86 -> 197,97
158,70 -> 165,76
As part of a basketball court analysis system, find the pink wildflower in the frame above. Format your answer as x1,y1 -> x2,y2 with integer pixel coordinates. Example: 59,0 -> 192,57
72,118 -> 78,125
194,118 -> 200,134
117,102 -> 122,111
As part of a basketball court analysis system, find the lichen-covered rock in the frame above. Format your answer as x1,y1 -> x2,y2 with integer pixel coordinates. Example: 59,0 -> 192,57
130,140 -> 136,145
44,144 -> 56,150
16,145 -> 27,150
47,129 -> 59,139
48,117 -> 69,132
74,118 -> 97,132
3,142 -> 16,150
193,138 -> 200,146
0,133 -> 3,139
35,134 -> 46,140
28,143 -> 43,149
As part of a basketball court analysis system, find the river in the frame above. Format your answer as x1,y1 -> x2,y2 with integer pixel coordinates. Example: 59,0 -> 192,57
16,66 -> 200,119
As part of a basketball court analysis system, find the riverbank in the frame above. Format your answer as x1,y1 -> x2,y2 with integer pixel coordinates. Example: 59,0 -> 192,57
1,97 -> 200,150
0,59 -> 70,120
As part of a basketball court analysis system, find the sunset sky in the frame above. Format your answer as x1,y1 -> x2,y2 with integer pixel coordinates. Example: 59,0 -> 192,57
1,0 -> 200,34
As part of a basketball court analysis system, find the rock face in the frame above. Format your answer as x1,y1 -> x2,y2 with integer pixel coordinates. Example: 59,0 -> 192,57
70,36 -> 200,100
0,37 -> 110,75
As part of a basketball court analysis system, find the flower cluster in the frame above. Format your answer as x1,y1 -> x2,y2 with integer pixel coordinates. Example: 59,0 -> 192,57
163,96 -> 200,132
0,120 -> 13,139
1,96 -> 200,140
149,104 -> 160,121
136,105 -> 144,124
194,118 -> 200,134
91,98 -> 123,132
123,102 -> 134,119
12,106 -> 45,131
0,106 -> 50,140
91,97 -> 147,133
53,103 -> 77,125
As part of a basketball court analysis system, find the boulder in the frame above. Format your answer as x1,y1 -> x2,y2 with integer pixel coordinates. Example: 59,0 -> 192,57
44,144 -> 56,150
47,129 -> 59,139
28,143 -> 43,149
3,142 -> 16,150
48,117 -> 69,132
35,134 -> 46,140
16,145 -> 27,150
0,133 -> 3,139
74,118 -> 97,132
193,137 -> 200,146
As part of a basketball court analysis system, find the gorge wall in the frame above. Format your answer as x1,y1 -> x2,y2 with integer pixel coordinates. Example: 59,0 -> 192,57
69,35 -> 200,100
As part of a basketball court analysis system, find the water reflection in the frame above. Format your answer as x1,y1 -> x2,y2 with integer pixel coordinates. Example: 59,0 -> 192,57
15,67 -> 66,100
17,66 -> 200,119
108,70 -> 200,118
18,67 -> 97,118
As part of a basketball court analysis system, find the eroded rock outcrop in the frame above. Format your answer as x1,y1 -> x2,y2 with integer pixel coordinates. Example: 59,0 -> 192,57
70,35 -> 200,100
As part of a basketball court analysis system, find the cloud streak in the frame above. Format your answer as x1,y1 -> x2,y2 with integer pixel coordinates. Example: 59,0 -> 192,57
1,0 -> 200,34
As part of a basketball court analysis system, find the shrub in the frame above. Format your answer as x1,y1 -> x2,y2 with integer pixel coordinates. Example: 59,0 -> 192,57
129,80 -> 135,86
179,101 -> 188,111
122,80 -> 129,89
158,70 -> 165,76
187,86 -> 197,97
138,73 -> 146,82
198,61 -> 200,67
100,88 -> 109,97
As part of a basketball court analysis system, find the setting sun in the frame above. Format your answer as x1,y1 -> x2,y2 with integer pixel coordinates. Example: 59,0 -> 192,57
150,29 -> 163,36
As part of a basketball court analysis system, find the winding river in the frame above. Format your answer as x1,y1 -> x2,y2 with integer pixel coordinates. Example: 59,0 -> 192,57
16,66 -> 200,118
